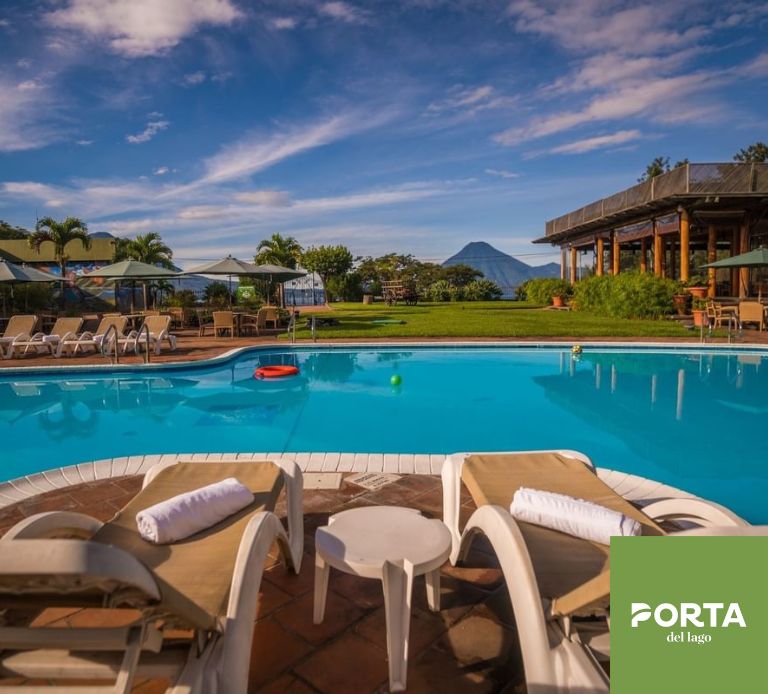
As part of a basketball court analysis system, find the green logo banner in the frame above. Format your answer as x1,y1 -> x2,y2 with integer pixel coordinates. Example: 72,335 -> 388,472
612,537 -> 768,693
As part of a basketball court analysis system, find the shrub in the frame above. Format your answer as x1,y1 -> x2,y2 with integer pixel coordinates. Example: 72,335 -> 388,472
573,273 -> 677,319
523,278 -> 572,305
426,279 -> 452,302
167,289 -> 198,308
204,281 -> 234,307
463,278 -> 502,301
327,272 -> 364,302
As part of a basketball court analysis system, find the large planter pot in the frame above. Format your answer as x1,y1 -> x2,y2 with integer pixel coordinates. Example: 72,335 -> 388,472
672,294 -> 690,316
552,295 -> 564,308
687,286 -> 708,299
692,309 -> 706,327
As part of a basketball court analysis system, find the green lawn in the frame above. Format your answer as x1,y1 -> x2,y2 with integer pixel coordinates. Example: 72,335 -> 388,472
289,302 -> 696,339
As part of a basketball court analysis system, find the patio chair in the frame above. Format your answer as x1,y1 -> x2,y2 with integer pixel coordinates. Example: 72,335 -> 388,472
167,307 -> 185,329
442,451 -> 748,694
0,315 -> 38,358
3,317 -> 83,359
56,315 -> 127,357
0,459 -> 303,693
704,299 -> 737,331
256,306 -> 280,333
738,301 -> 765,331
120,315 -> 177,355
213,311 -> 235,338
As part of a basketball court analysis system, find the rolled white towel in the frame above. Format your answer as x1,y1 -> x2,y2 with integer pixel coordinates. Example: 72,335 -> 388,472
137,477 -> 255,544
510,487 -> 641,545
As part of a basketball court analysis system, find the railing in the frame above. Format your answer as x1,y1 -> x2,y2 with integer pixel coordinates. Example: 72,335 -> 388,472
134,322 -> 151,364
99,324 -> 120,364
545,163 -> 768,237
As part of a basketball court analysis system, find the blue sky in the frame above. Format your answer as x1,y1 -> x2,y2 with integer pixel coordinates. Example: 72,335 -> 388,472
0,0 -> 766,268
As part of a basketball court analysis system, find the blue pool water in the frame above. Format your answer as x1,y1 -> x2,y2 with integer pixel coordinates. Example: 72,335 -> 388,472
0,346 -> 766,523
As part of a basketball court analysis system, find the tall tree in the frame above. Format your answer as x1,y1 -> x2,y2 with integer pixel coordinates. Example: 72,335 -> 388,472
28,216 -> 91,307
301,245 -> 354,303
0,220 -> 30,240
733,142 -> 768,163
255,233 -> 303,269
122,232 -> 174,309
638,157 -> 670,182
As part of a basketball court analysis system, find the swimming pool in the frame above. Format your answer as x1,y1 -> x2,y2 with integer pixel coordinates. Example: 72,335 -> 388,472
1,346 -> 766,522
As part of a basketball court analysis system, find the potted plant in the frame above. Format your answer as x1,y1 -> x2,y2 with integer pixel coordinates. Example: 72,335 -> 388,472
691,298 -> 708,327
672,282 -> 690,316
685,275 -> 709,299
552,293 -> 565,308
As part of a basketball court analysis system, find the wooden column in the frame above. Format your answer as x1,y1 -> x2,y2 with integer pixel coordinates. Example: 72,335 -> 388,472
612,232 -> 620,275
731,229 -> 740,296
669,242 -> 676,280
679,209 -> 690,282
707,225 -> 717,298
653,219 -> 663,277
570,246 -> 578,284
639,237 -> 648,273
595,237 -> 604,276
739,219 -> 749,297
560,247 -> 567,281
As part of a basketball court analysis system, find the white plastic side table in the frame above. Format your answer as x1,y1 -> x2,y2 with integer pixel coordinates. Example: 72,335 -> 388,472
314,505 -> 452,692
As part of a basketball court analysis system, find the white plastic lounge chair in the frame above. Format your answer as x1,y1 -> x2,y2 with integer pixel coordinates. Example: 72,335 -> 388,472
0,458 -> 304,693
120,314 -> 177,355
442,450 -> 748,694
0,315 -> 38,358
56,315 -> 127,357
3,317 -> 83,359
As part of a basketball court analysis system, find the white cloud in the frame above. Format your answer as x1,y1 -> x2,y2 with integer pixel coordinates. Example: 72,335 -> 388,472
318,2 -> 367,24
2,182 -> 66,207
427,84 -> 513,116
547,129 -> 642,154
45,0 -> 241,58
17,80 -> 43,91
154,166 -> 170,175
183,71 -> 206,86
271,17 -> 298,30
485,168 -> 519,179
126,119 -> 169,144
234,189 -> 292,206
0,79 -> 60,152
76,139 -> 94,146
16,59 -> 31,68
200,113 -> 375,184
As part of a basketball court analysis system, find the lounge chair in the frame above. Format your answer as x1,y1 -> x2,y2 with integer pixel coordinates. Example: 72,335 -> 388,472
3,317 -> 83,359
56,315 -> 127,357
442,450 -> 748,693
0,458 -> 303,693
120,315 -> 177,355
0,315 -> 38,358
738,301 -> 765,331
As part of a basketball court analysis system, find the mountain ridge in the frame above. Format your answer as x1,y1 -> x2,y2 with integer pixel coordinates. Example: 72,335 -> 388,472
442,241 -> 559,298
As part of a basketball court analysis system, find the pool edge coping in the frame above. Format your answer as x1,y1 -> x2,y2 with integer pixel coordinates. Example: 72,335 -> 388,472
0,451 -> 697,512
1,338 -> 767,377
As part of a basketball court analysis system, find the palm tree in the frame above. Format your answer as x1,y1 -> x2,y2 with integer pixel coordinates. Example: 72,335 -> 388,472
28,216 -> 91,307
123,232 -> 174,309
255,233 -> 302,269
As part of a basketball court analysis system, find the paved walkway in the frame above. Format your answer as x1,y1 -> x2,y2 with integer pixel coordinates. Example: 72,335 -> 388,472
0,474 -> 525,693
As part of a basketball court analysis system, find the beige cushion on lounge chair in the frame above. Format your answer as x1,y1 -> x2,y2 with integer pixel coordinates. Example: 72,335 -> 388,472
461,452 -> 662,617
93,462 -> 283,630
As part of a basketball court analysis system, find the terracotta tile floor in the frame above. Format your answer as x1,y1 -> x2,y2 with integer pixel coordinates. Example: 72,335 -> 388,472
0,474 -> 526,693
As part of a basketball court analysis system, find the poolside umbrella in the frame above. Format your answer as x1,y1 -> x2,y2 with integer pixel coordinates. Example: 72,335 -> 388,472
251,264 -> 306,306
183,256 -> 262,306
702,247 -> 768,297
83,260 -> 180,312
0,258 -> 60,313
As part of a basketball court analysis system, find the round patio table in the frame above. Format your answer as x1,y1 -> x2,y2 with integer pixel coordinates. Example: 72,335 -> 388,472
314,506 -> 451,692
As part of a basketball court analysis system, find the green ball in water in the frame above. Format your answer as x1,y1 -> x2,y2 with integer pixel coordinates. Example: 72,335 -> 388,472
390,374 -> 402,386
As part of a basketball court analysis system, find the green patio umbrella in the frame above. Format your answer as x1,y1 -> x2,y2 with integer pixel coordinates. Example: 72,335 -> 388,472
83,260 -> 179,312
251,264 -> 306,306
183,256 -> 262,306
0,258 -> 60,314
702,247 -> 768,297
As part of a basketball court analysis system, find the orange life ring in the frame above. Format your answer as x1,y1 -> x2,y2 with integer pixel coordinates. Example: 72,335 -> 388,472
255,365 -> 299,379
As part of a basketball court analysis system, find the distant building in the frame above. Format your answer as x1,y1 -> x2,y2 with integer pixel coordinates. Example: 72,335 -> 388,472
534,162 -> 768,296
